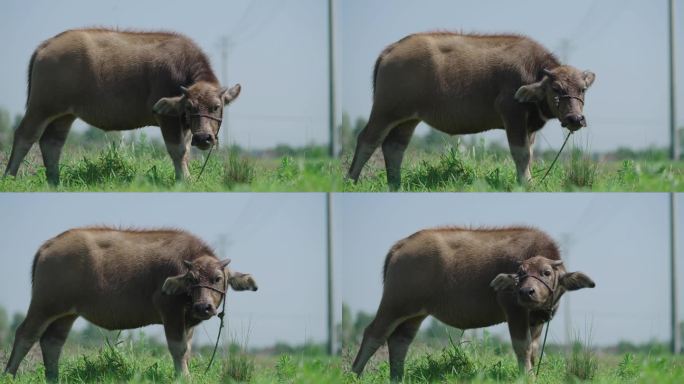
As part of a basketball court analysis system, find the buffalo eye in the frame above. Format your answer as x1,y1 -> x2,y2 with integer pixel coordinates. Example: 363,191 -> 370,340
543,270 -> 552,277
214,276 -> 223,284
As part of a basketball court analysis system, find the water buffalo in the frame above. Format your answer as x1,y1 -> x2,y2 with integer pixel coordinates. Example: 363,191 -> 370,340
351,226 -> 595,381
3,28 -> 242,185
3,227 -> 257,381
347,32 -> 596,189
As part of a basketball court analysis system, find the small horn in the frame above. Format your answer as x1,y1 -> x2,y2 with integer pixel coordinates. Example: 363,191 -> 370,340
543,68 -> 554,78
180,86 -> 190,96
219,258 -> 232,268
550,260 -> 564,267
183,260 -> 193,269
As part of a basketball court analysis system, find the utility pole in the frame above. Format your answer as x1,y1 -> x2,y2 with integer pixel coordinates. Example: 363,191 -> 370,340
326,193 -> 337,355
328,0 -> 338,158
561,233 -> 573,348
558,38 -> 573,63
671,192 -> 680,354
217,234 -> 229,259
218,36 -> 232,147
669,0 -> 679,160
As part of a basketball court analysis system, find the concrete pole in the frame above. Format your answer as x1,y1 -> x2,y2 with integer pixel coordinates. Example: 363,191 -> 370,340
326,193 -> 337,355
219,36 -> 231,147
669,0 -> 679,160
328,0 -> 338,158
671,192 -> 680,354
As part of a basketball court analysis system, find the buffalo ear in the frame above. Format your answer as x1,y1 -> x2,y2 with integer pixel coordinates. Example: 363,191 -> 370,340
559,272 -> 595,291
229,272 -> 258,291
221,84 -> 241,105
153,95 -> 184,116
162,273 -> 190,295
583,70 -> 596,88
515,81 -> 545,103
490,273 -> 518,292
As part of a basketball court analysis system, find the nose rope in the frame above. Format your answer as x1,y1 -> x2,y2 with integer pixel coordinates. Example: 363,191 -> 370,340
517,271 -> 560,376
186,107 -> 224,181
204,270 -> 227,374
537,130 -> 573,184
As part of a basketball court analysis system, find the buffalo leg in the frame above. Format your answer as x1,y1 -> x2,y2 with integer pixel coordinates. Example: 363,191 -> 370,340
387,315 -> 426,382
381,120 -> 418,191
39,314 -> 77,382
4,309 -> 54,376
347,111 -> 408,183
528,323 -> 544,369
506,309 -> 533,373
160,123 -> 191,181
4,111 -> 55,178
184,327 -> 194,370
163,320 -> 191,376
503,113 -> 532,184
39,115 -> 75,186
351,307 -> 418,377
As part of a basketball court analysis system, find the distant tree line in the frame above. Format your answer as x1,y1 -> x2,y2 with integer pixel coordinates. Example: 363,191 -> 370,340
2,106 -> 683,161
341,303 -> 682,355
339,112 -> 684,162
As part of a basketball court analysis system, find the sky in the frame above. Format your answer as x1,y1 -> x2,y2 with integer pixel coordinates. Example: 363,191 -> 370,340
0,193 -> 336,349
0,0 -> 329,150
336,193 -> 684,347
2,1 -> 682,154
341,0 -> 684,153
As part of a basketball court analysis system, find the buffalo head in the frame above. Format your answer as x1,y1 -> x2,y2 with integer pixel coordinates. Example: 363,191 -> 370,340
490,256 -> 595,311
153,83 -> 242,150
515,66 -> 595,131
162,256 -> 257,320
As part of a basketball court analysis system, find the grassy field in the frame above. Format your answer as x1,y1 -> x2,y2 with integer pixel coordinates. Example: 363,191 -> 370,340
342,338 -> 684,384
4,340 -> 682,384
0,340 -> 341,383
340,145 -> 684,192
0,142 -> 339,192
1,140 -> 683,192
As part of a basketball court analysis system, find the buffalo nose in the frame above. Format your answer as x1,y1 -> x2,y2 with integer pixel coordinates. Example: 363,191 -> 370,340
565,114 -> 586,127
192,133 -> 214,145
193,303 -> 215,315
519,287 -> 535,297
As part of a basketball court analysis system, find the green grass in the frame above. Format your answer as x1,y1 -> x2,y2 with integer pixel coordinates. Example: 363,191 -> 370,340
0,340 -> 341,383
340,143 -> 684,192
342,338 -> 684,384
5,337 -> 683,383
0,142 -> 340,192
2,140 -> 683,191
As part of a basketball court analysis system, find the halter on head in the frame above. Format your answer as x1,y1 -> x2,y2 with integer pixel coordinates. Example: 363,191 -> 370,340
189,283 -> 225,296
518,272 -> 556,295
516,271 -> 561,321
187,269 -> 227,301
187,113 -> 223,124
553,94 -> 585,109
